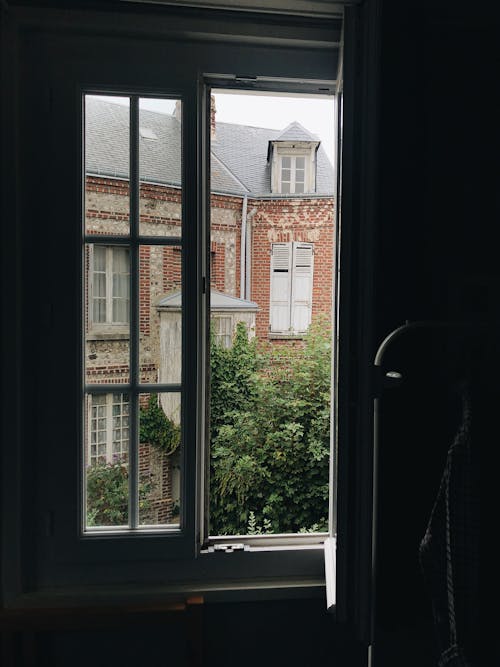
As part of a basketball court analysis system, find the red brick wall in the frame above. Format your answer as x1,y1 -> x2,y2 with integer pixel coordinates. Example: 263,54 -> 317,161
248,197 -> 335,340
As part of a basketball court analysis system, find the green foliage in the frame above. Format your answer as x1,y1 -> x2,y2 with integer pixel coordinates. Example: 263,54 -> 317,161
86,460 -> 154,527
209,317 -> 331,535
139,394 -> 180,455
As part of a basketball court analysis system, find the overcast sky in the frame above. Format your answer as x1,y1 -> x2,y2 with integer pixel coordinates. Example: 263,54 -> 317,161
92,91 -> 336,165
212,91 -> 335,165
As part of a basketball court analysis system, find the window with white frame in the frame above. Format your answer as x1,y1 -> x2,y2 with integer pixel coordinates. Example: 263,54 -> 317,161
280,155 -> 306,193
270,242 -> 314,334
212,315 -> 233,348
91,245 -> 130,326
88,392 -> 130,465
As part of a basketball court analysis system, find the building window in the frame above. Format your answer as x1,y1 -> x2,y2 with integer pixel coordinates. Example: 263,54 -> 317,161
280,155 -> 306,193
91,245 -> 130,326
212,315 -> 233,348
89,392 -> 130,465
270,242 -> 314,334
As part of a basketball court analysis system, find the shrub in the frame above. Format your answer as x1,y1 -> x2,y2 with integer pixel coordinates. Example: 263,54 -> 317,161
209,317 -> 331,535
86,460 -> 154,527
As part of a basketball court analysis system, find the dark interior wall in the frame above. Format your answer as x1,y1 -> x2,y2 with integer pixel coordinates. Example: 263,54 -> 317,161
373,2 -> 493,665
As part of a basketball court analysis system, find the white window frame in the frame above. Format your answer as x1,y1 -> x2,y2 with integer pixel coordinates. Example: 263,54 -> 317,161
211,314 -> 233,348
88,392 -> 130,465
280,155 -> 306,193
270,241 -> 314,335
271,142 -> 319,194
90,245 -> 130,328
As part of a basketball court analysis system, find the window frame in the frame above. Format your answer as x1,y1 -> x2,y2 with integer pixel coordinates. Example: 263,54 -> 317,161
269,241 -> 314,335
91,245 -> 130,328
87,391 -> 130,465
1,3 -> 381,634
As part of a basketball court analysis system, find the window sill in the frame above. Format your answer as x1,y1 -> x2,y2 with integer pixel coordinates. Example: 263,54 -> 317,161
3,578 -> 326,612
268,332 -> 305,340
86,330 -> 129,341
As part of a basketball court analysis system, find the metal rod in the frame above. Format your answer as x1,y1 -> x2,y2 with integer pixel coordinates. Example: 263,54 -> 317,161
129,95 -> 140,530
374,319 -> 486,368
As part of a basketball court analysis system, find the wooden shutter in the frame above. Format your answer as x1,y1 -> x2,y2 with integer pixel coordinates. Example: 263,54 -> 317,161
291,242 -> 313,332
270,243 -> 292,332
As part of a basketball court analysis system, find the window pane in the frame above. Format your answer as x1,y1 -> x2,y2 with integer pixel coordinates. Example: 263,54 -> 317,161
209,90 -> 335,536
85,392 -> 130,529
139,98 -> 182,238
140,244 -> 182,385
139,392 -> 182,527
84,244 -> 130,385
84,95 -> 130,236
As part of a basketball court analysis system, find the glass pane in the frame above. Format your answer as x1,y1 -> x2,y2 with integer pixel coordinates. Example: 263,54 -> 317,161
85,392 -> 130,529
209,90 -> 335,536
84,95 -> 130,236
84,244 -> 130,385
138,392 -> 182,527
139,98 -> 182,237
140,244 -> 182,385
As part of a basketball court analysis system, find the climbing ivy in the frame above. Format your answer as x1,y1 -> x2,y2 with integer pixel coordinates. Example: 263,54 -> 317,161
139,394 -> 180,455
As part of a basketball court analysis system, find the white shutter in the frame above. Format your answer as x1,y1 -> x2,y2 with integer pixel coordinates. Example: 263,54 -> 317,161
270,243 -> 292,332
291,242 -> 313,332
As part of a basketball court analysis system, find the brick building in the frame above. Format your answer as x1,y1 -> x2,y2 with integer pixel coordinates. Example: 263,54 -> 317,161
84,96 -> 334,523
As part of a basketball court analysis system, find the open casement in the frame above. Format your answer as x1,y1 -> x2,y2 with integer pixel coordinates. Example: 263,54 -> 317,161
2,2 -> 384,622
270,242 -> 313,334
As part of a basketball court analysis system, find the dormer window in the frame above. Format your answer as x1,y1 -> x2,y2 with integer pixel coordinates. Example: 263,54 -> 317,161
269,123 -> 320,195
280,155 -> 306,193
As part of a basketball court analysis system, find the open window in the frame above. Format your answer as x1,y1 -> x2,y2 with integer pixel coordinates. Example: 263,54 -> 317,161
2,5 -> 380,635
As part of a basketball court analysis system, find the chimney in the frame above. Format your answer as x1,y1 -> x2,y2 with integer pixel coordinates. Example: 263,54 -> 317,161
210,94 -> 216,141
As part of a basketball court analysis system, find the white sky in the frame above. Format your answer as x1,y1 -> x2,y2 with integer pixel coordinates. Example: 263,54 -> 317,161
91,92 -> 336,165
213,91 -> 335,165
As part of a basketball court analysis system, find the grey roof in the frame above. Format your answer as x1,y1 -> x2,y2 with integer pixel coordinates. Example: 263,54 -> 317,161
157,289 -> 258,311
274,121 -> 319,142
85,97 -> 334,196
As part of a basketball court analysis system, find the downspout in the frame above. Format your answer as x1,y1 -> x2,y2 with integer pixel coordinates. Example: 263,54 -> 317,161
240,194 -> 248,299
245,206 -> 257,300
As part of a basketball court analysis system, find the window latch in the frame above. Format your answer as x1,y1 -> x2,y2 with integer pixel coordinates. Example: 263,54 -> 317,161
205,543 -> 249,553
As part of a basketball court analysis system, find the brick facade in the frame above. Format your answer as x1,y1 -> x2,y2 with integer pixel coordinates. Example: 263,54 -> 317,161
84,174 -> 334,524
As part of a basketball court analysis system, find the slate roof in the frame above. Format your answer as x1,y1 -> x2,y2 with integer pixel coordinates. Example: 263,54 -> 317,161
157,289 -> 258,311
85,97 -> 334,197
